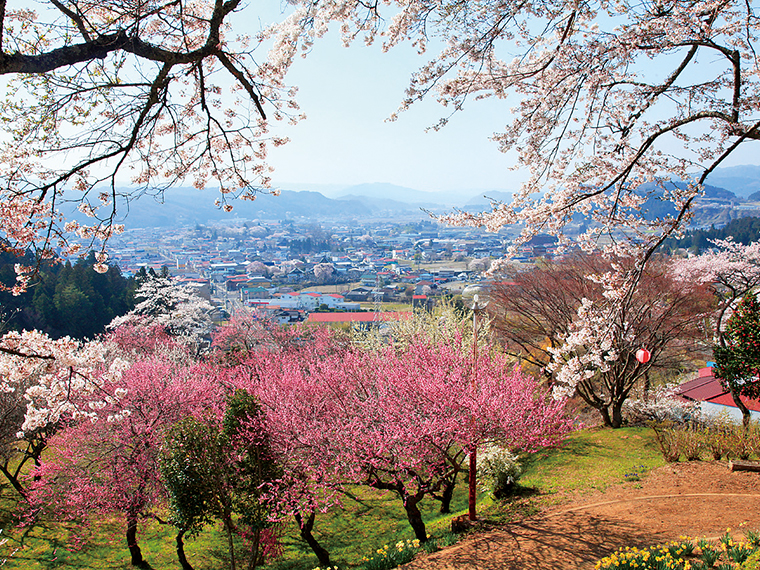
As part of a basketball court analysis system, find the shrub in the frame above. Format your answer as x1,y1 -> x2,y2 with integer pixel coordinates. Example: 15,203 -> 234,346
680,424 -> 705,461
651,414 -> 760,463
651,422 -> 682,462
476,444 -> 522,498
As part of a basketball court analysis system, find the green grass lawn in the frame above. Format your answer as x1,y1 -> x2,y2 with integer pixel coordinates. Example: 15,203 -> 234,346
0,426 -> 664,570
520,425 -> 665,494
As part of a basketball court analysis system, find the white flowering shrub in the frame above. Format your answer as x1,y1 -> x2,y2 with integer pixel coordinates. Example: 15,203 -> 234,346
476,444 -> 522,499
623,383 -> 702,425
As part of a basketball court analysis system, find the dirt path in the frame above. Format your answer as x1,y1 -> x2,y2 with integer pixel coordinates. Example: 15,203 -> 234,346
402,462 -> 760,570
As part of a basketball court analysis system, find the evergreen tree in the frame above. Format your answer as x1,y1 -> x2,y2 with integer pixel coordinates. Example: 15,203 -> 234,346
0,251 -> 135,339
160,390 -> 281,570
713,292 -> 760,428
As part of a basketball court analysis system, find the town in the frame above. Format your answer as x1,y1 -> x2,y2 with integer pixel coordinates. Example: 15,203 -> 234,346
103,216 -> 556,324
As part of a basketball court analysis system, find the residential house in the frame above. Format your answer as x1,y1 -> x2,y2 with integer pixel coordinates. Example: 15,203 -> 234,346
677,366 -> 760,423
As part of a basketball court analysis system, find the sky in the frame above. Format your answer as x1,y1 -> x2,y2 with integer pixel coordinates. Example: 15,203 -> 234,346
262,28 -> 523,195
10,1 -> 760,198
258,9 -> 760,196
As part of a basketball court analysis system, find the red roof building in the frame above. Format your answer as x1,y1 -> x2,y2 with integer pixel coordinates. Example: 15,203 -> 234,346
677,366 -> 760,420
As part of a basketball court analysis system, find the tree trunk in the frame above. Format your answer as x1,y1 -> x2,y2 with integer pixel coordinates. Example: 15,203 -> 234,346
610,401 -> 624,429
247,528 -> 261,570
730,388 -> 751,431
224,518 -> 237,570
176,529 -> 194,570
0,463 -> 27,499
126,512 -> 148,568
439,473 -> 457,514
468,445 -> 477,521
294,511 -> 331,567
599,406 -> 613,428
597,403 -> 624,428
402,495 -> 428,543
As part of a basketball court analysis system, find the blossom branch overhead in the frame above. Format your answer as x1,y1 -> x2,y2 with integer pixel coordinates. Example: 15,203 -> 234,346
0,0 -> 301,289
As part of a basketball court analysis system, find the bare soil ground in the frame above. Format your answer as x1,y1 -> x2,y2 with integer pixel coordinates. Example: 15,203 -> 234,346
402,462 -> 760,570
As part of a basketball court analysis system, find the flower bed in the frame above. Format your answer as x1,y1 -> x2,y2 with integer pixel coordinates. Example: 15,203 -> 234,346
596,530 -> 760,570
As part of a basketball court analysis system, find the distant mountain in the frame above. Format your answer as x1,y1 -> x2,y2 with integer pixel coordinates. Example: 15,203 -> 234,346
68,187 -> 375,228
336,193 -> 442,216
334,183 -> 461,206
705,165 -> 760,198
634,180 -> 745,224
63,167 -> 760,230
462,191 -> 514,211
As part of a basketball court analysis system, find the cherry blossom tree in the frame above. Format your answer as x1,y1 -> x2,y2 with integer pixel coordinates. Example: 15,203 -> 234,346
0,329 -> 117,436
108,271 -> 214,347
0,378 -> 53,499
272,0 -> 760,259
246,261 -> 269,277
673,239 -> 760,339
0,0 -> 296,285
490,254 -> 714,427
312,262 -> 335,283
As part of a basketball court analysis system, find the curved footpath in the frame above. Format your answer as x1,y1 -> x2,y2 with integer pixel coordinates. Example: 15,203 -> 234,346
401,462 -> 760,570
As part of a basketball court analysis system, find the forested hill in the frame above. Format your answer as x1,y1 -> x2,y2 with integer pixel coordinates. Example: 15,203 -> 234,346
0,252 -> 135,340
663,216 -> 760,253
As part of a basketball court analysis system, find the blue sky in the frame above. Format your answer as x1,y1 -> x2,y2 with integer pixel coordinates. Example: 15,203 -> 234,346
265,29 -> 522,194
262,16 -> 760,196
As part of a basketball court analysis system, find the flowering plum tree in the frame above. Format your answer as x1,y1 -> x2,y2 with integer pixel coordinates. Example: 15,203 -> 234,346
241,329 -> 570,543
352,298 -> 493,513
28,344 -> 223,568
490,254 -> 713,427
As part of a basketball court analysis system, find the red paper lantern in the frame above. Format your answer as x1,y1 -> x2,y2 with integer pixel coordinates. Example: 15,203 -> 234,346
636,348 -> 651,364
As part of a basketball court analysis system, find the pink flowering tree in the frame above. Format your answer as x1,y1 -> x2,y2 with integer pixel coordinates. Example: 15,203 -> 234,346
238,329 -> 570,544
28,348 -> 224,568
214,325 -> 348,567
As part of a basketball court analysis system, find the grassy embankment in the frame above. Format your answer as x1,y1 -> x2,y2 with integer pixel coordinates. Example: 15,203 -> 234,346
0,427 -> 664,570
